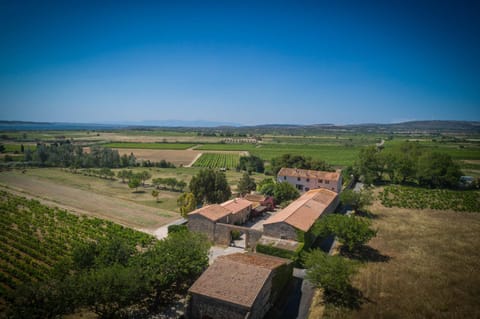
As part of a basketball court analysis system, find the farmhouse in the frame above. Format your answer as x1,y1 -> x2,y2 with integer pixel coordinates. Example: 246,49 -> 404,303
187,252 -> 293,319
187,198 -> 253,241
263,188 -> 339,241
277,167 -> 342,193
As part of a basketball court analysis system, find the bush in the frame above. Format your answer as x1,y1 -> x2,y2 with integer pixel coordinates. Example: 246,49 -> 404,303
167,224 -> 188,234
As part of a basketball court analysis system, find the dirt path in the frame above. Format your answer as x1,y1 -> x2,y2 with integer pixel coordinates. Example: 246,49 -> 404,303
0,174 -> 178,230
186,152 -> 203,167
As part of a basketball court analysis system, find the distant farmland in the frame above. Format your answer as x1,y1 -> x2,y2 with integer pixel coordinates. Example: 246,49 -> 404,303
193,153 -> 240,169
102,142 -> 195,150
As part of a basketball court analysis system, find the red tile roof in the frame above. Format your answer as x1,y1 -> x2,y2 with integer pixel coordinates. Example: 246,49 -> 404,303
189,253 -> 290,308
221,198 -> 252,214
188,204 -> 231,222
277,167 -> 341,181
264,188 -> 338,232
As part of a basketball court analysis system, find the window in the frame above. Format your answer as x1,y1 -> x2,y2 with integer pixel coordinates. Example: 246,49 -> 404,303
318,179 -> 323,183
306,178 -> 310,182
296,184 -> 304,190
297,177 -> 301,181
283,176 -> 287,180
325,180 -> 330,184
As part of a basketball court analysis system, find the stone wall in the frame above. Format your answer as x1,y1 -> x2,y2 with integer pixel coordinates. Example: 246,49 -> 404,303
188,215 -> 215,241
230,206 -> 251,225
263,222 -> 298,241
187,293 -> 249,319
215,223 -> 263,249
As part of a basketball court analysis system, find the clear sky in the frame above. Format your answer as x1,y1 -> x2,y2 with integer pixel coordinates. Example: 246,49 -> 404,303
0,0 -> 479,125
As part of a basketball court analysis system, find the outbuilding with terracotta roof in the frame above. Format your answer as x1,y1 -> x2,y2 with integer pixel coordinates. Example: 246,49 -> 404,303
263,188 -> 339,241
187,252 -> 293,319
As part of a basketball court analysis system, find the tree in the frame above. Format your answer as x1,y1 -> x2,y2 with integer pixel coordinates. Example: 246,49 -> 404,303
273,182 -> 300,204
139,171 -> 152,186
128,177 -> 141,192
237,172 -> 256,196
257,178 -> 275,196
117,170 -> 132,183
313,214 -> 377,252
355,146 -> 384,184
237,155 -> 265,173
177,192 -> 197,218
189,169 -> 231,204
339,189 -> 373,211
271,154 -> 332,175
151,189 -> 160,202
304,249 -> 358,298
416,152 -> 462,188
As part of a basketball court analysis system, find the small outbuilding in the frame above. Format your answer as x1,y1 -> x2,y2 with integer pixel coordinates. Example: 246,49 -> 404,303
187,252 -> 293,319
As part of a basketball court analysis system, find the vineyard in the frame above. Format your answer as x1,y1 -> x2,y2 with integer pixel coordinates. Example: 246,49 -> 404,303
0,191 -> 155,304
379,185 -> 480,212
193,153 -> 240,169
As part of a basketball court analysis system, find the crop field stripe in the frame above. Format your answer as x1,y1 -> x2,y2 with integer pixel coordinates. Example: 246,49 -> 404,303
192,153 -> 240,169
102,142 -> 195,150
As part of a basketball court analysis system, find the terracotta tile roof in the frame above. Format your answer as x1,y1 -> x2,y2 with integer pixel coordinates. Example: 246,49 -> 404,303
188,204 -> 231,222
221,198 -> 252,214
277,167 -> 341,181
189,253 -> 290,308
264,188 -> 338,232
244,194 -> 267,202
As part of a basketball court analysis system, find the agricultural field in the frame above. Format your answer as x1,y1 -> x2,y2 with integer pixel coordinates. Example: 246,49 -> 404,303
0,191 -> 155,311
102,142 -> 195,150
114,148 -> 201,166
379,185 -> 480,212
0,169 -> 180,230
320,199 -> 480,318
192,153 -> 240,169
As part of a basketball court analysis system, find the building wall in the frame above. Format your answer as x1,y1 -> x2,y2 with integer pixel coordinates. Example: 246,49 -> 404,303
230,205 -> 251,225
249,261 -> 293,319
188,214 -> 216,241
263,222 -> 299,241
187,293 -> 249,319
277,175 -> 342,193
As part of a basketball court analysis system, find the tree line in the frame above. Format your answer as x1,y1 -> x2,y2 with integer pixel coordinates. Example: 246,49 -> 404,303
19,141 -> 175,169
355,142 -> 463,188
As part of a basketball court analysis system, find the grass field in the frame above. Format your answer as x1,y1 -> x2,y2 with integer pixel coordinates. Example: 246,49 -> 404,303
0,169 -> 180,230
103,142 -> 195,150
192,153 -> 240,169
319,199 -> 480,318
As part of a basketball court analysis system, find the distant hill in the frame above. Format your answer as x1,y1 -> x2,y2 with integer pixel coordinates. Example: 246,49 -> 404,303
0,120 -> 479,134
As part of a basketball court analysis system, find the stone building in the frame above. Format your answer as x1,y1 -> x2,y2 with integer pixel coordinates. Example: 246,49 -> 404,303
277,167 -> 342,193
263,188 -> 339,241
221,198 -> 252,225
187,253 -> 293,319
187,198 -> 253,241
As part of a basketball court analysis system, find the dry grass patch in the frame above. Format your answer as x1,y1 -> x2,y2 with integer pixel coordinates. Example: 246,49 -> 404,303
0,170 -> 179,230
322,204 -> 480,319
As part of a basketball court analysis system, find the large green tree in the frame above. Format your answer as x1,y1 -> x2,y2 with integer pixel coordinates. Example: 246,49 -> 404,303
237,172 -> 257,196
304,249 -> 358,298
189,169 -> 231,204
273,182 -> 300,204
313,214 -> 377,252
416,152 -> 462,188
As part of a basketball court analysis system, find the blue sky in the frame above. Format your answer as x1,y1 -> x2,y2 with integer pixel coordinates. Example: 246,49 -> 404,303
0,0 -> 479,125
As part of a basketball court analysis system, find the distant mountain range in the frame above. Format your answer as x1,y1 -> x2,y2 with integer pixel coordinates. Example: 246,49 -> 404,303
0,120 -> 479,134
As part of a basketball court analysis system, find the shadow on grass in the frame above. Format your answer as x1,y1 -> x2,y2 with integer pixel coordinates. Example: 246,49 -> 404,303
354,210 -> 380,219
324,285 -> 368,310
132,190 -> 146,194
340,245 -> 391,263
